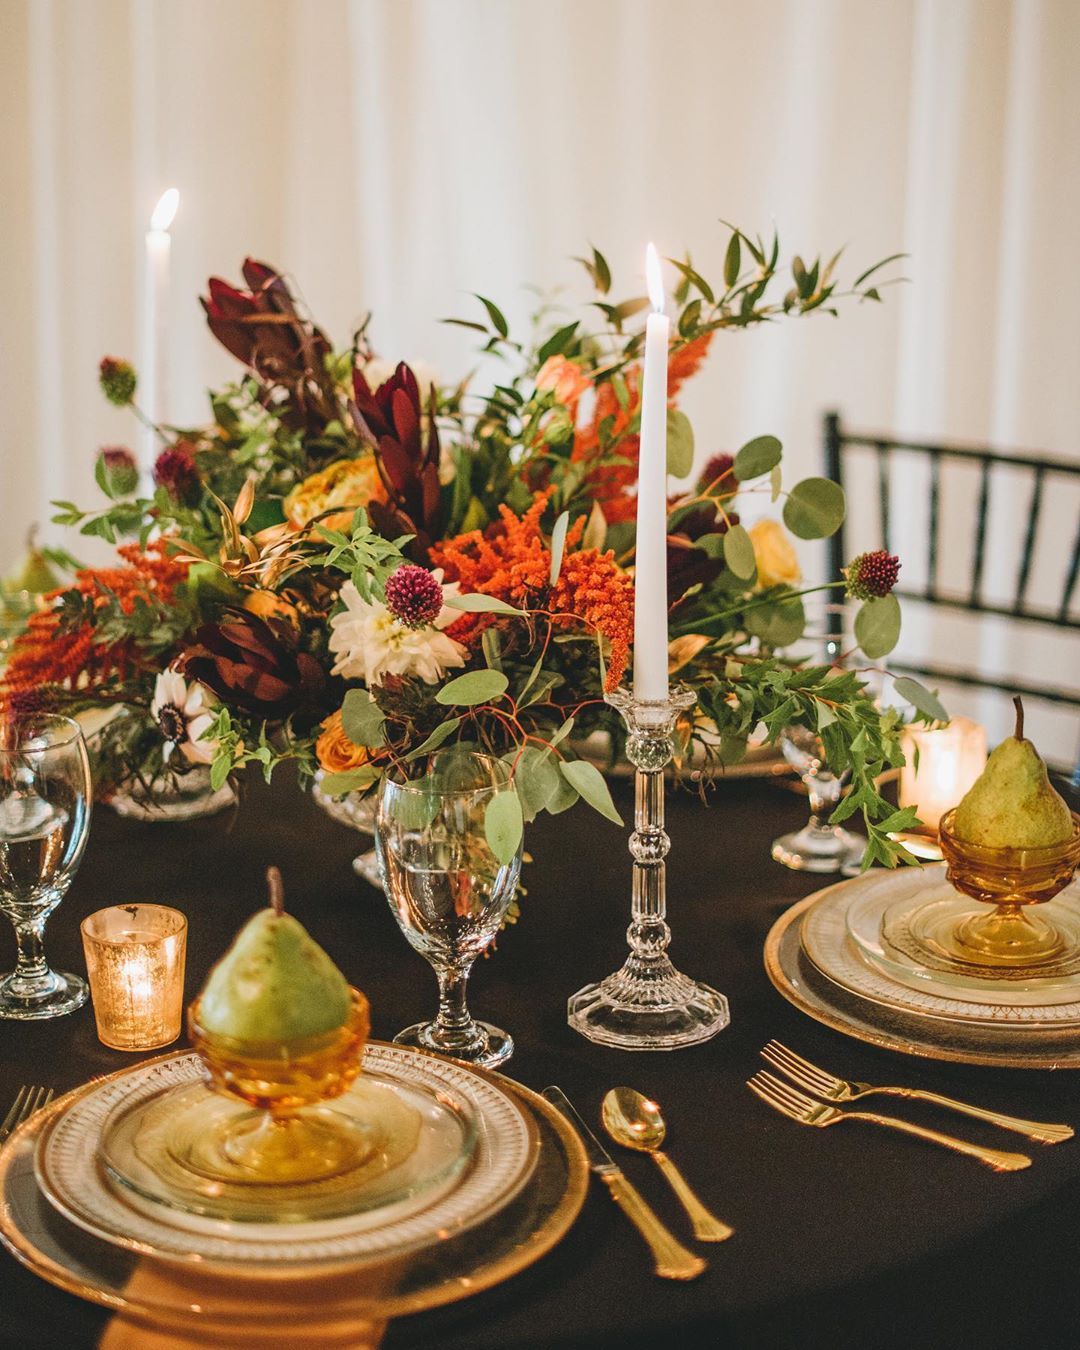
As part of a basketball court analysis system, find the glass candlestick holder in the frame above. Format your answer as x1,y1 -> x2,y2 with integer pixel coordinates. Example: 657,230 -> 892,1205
567,685 -> 730,1049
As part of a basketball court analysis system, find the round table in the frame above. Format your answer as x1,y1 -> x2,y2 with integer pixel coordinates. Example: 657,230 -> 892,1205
1,770 -> 1078,1350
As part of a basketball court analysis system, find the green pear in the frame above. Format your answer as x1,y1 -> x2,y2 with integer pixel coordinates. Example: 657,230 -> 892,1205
953,698 -> 1073,849
199,868 -> 352,1044
5,528 -> 59,596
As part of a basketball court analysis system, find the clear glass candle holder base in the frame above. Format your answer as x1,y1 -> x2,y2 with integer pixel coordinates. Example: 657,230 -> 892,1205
771,822 -> 864,873
352,848 -> 383,889
568,964 -> 729,1050
0,969 -> 88,1021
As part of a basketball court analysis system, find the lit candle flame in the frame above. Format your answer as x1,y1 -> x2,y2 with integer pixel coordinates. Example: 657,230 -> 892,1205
150,188 -> 180,233
645,242 -> 665,314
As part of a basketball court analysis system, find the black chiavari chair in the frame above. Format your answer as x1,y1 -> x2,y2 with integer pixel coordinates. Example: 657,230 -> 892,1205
823,411 -> 1080,775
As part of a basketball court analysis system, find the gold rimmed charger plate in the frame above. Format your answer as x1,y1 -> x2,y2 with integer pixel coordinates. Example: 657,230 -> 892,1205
0,1053 -> 588,1334
765,890 -> 1080,1069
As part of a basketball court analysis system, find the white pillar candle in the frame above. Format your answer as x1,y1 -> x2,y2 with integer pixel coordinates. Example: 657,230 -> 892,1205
140,188 -> 179,483
898,716 -> 988,830
632,243 -> 671,702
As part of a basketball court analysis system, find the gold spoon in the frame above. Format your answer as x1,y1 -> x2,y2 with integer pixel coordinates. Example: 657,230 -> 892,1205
602,1087 -> 734,1243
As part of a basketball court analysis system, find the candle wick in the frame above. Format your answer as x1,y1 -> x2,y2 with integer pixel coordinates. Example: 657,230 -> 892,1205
267,866 -> 286,917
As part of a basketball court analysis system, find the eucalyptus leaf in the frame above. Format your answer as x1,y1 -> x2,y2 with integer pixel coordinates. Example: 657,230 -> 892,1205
404,718 -> 461,761
734,435 -> 782,482
724,230 -> 742,288
854,594 -> 901,659
723,523 -> 756,579
582,500 -> 607,551
783,477 -> 846,539
559,760 -> 623,825
319,766 -> 380,797
549,511 -> 570,585
341,688 -> 386,748
435,669 -> 509,706
444,593 -> 524,616
484,789 -> 524,864
666,409 -> 695,479
892,675 -> 948,723
744,596 -> 806,648
770,464 -> 782,502
511,746 -> 560,821
481,627 -> 502,670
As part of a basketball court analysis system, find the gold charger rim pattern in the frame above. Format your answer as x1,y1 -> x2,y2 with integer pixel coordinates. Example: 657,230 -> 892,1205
0,1048 -> 589,1326
764,887 -> 1080,1070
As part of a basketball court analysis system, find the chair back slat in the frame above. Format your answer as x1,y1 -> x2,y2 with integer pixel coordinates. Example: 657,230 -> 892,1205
876,443 -> 892,555
927,449 -> 941,599
1061,517 -> 1080,623
970,458 -> 992,608
1014,465 -> 1046,613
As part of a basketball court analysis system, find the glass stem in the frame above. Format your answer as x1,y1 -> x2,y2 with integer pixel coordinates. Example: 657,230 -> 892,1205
435,967 -> 474,1038
14,919 -> 48,982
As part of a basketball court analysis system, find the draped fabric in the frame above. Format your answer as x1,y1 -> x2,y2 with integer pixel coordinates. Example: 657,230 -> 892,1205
2,0 -> 1078,748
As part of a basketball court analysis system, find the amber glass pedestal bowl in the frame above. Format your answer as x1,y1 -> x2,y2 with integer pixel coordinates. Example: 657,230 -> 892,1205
925,809 -> 1080,971
186,988 -> 372,1184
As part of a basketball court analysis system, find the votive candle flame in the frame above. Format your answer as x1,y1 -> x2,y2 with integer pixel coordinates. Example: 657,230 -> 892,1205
81,904 -> 187,1051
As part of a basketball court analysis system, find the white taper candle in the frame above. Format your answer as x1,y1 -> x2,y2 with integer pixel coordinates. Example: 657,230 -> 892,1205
632,243 -> 671,701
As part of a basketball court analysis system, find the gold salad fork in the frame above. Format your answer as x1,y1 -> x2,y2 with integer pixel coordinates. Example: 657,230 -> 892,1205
748,1070 -> 1031,1172
762,1041 -> 1073,1145
0,1086 -> 54,1144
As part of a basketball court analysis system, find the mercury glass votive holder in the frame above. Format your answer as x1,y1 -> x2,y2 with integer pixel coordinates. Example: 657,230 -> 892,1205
80,904 -> 187,1051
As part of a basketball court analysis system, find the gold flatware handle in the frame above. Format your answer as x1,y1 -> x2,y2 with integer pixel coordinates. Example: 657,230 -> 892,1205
852,1111 -> 1032,1172
653,1151 -> 734,1242
600,1170 -> 707,1279
877,1088 -> 1073,1145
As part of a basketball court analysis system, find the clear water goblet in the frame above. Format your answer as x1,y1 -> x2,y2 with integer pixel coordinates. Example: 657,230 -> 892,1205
375,750 -> 520,1069
0,714 -> 92,1018
771,614 -> 867,874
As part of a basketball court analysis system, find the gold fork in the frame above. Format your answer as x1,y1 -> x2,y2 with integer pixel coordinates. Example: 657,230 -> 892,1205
748,1070 -> 1032,1172
762,1041 -> 1073,1146
0,1086 -> 54,1144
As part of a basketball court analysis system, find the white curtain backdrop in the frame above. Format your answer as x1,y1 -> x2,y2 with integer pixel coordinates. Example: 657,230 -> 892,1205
2,0 -> 1078,750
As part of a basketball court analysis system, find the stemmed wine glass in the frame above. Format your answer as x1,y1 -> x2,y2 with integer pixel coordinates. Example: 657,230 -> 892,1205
770,610 -> 870,873
0,715 -> 92,1018
375,750 -> 520,1069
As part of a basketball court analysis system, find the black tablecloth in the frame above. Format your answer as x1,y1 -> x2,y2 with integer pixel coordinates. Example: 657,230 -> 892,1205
1,770 -> 1079,1350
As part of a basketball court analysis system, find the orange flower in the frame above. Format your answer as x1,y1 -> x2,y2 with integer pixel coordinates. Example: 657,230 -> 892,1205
283,456 -> 386,532
536,355 -> 590,409
0,539 -> 190,711
315,710 -> 370,774
431,489 -> 633,691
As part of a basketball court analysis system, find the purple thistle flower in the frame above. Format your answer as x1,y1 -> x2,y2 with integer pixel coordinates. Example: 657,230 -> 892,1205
845,550 -> 901,600
384,564 -> 444,628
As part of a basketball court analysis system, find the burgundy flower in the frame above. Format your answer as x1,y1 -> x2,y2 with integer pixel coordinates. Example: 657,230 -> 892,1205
201,259 -> 335,437
180,609 -> 325,721
97,446 -> 138,497
153,443 -> 202,505
665,503 -> 740,602
384,564 -> 443,628
99,357 -> 137,407
351,362 -> 441,559
697,453 -> 735,493
845,550 -> 901,600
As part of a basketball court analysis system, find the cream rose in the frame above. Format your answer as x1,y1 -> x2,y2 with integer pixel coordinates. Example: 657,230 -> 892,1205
748,519 -> 801,589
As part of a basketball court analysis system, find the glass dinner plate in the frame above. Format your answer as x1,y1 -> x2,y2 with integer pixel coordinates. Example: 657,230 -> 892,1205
34,1044 -> 538,1271
765,891 -> 1080,1069
0,1068 -> 587,1333
802,868 -> 1080,1027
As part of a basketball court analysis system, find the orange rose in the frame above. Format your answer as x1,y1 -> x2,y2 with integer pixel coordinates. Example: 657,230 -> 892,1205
315,710 -> 370,773
536,355 -> 590,409
284,456 -> 386,532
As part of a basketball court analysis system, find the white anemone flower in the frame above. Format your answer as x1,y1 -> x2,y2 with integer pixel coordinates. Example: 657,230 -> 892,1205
328,572 -> 467,687
150,670 -> 219,764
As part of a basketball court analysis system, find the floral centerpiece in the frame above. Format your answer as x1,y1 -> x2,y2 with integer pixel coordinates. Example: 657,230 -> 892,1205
0,227 -> 934,867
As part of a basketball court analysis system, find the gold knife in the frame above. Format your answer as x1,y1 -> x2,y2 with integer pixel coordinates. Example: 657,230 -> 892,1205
542,1085 -> 706,1280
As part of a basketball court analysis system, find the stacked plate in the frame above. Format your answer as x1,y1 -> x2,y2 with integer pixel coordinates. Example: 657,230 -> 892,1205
0,1042 -> 588,1337
765,865 -> 1080,1069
